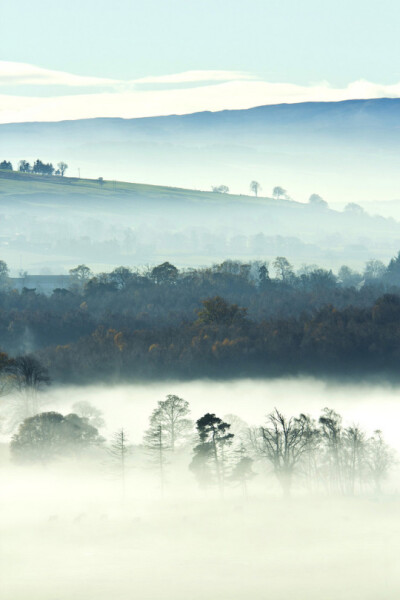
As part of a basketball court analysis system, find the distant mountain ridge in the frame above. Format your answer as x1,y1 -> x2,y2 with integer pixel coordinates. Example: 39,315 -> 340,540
1,98 -> 400,205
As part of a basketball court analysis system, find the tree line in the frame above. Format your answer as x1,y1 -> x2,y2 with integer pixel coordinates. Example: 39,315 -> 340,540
1,255 -> 400,379
8,394 -> 395,498
0,159 -> 68,176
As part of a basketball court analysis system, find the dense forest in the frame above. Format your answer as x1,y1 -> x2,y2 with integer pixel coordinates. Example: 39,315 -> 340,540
2,254 -> 400,381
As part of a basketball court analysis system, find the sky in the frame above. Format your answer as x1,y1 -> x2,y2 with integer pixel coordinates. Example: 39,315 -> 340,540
1,0 -> 400,122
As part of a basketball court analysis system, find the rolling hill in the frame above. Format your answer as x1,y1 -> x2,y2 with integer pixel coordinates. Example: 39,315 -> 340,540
1,98 -> 400,206
0,169 -> 400,275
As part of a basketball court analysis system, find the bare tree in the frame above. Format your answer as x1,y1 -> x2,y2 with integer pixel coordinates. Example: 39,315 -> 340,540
296,414 -> 321,491
260,409 -> 310,496
144,422 -> 168,495
366,430 -> 396,494
342,426 -> 367,495
273,256 -> 294,282
108,428 -> 131,500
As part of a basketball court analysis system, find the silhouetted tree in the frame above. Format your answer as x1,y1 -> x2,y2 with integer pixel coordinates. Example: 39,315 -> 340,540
150,262 -> 178,284
190,413 -> 234,494
260,409 -> 310,496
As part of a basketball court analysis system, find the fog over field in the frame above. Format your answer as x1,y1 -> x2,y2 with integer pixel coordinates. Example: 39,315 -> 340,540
1,378 -> 400,600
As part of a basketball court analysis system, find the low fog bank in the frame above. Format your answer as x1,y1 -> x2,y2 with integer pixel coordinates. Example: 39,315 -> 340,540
1,485 -> 399,600
2,378 -> 400,599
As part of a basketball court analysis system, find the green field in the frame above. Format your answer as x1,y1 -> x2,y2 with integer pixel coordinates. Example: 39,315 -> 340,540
0,169 -> 288,207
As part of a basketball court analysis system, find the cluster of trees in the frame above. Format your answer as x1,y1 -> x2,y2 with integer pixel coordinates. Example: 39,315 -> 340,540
1,255 -> 400,379
33,292 -> 400,382
0,159 -> 68,176
8,395 -> 395,498
210,182 -> 328,205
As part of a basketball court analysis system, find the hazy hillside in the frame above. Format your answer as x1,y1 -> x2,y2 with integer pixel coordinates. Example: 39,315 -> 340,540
2,98 -> 400,206
1,170 -> 400,274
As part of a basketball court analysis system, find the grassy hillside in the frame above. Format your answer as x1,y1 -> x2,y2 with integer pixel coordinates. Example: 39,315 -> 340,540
0,169 -> 286,208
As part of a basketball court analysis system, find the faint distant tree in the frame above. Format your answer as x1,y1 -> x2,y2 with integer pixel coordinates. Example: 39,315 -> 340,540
69,264 -> 93,291
108,428 -> 132,499
338,265 -> 363,288
363,259 -> 386,282
272,186 -> 287,200
72,400 -> 105,428
250,181 -> 261,197
211,185 -> 229,193
260,409 -> 310,496
342,426 -> 367,496
144,422 -> 168,495
296,414 -> 321,491
319,408 -> 344,494
18,160 -> 31,173
230,443 -> 256,499
98,177 -> 104,187
273,256 -> 294,282
308,193 -> 328,208
10,411 -> 103,462
366,430 -> 396,493
148,395 -> 193,451
57,161 -> 68,176
344,202 -> 365,215
0,160 -> 12,171
190,413 -> 234,495
150,262 -> 178,284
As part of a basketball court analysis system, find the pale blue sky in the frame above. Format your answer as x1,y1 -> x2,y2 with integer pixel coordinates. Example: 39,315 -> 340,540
2,0 -> 400,86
